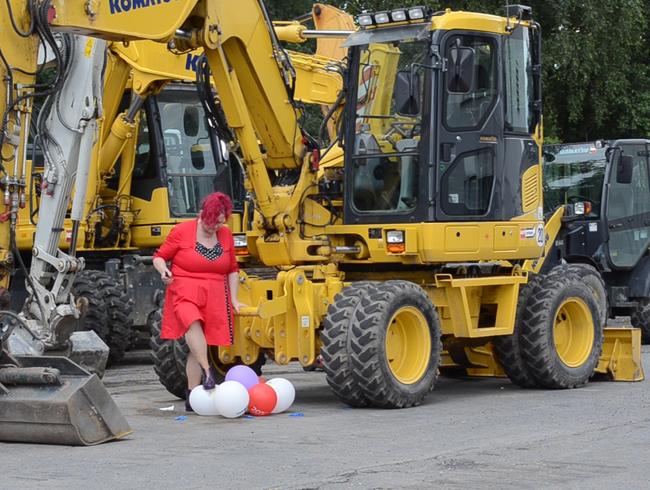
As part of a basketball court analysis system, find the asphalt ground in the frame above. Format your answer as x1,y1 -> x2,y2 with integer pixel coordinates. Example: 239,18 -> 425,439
3,343 -> 650,489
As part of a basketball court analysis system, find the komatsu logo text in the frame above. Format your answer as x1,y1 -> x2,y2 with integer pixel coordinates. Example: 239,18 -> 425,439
109,0 -> 172,15
186,54 -> 200,73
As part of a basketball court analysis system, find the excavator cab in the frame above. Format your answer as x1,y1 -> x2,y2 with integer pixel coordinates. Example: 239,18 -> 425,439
342,7 -> 542,226
131,84 -> 242,219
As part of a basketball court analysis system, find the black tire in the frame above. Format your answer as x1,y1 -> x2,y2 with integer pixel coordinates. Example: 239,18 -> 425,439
631,299 -> 650,344
492,273 -> 544,388
103,283 -> 134,364
349,281 -> 441,408
565,264 -> 607,327
72,270 -> 110,341
520,271 -> 603,388
73,270 -> 133,364
149,308 -> 188,399
320,282 -> 380,407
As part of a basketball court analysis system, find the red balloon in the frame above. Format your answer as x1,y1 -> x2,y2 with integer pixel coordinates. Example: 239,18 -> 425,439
258,376 -> 266,384
248,383 -> 277,416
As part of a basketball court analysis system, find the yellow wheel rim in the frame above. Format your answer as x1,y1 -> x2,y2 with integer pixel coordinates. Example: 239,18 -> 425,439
385,306 -> 431,384
553,298 -> 594,367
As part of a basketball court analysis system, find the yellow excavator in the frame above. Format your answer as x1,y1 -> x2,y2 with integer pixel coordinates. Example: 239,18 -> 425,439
0,0 -> 642,445
7,4 -> 349,365
0,0 -> 347,444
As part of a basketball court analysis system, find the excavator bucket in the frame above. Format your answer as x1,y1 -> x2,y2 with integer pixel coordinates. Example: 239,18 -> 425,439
594,327 -> 644,382
0,355 -> 132,445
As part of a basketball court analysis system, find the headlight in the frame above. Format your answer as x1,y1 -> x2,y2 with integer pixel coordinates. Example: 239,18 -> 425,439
573,202 -> 585,215
408,7 -> 425,20
233,234 -> 249,256
374,12 -> 390,24
386,230 -> 405,253
356,14 -> 373,27
391,9 -> 407,22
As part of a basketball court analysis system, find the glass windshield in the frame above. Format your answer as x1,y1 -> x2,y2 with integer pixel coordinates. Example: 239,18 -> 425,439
350,39 -> 429,213
145,88 -> 230,217
543,143 -> 607,215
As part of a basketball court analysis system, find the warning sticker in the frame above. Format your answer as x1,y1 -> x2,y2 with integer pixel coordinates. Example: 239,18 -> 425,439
520,228 -> 536,239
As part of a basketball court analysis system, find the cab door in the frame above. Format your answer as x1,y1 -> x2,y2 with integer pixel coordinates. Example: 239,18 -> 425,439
436,32 -> 503,221
605,141 -> 650,269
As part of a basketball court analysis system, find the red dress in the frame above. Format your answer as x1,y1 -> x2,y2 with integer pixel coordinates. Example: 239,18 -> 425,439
154,220 -> 239,345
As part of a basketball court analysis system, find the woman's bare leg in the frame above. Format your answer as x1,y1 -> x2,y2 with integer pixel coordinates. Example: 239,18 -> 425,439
185,351 -> 203,389
185,321 -> 211,387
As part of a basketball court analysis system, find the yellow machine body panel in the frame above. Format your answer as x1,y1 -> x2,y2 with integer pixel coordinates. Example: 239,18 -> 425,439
0,1 -> 38,289
49,0 -> 198,41
430,10 -> 530,34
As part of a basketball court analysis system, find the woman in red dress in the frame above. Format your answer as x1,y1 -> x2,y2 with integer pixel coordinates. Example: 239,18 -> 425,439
153,192 -> 244,405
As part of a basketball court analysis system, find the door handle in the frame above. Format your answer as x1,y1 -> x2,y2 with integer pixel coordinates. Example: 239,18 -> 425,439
441,143 -> 454,162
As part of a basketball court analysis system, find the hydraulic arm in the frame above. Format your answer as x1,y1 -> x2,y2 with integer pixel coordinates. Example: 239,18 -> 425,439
0,0 -> 131,445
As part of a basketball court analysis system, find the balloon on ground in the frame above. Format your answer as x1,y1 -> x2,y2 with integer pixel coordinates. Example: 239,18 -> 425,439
248,383 -> 277,416
189,386 -> 219,416
267,377 -> 296,413
225,365 -> 259,390
214,380 -> 250,418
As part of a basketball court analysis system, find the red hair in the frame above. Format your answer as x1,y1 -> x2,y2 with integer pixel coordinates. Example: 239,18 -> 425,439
200,192 -> 233,226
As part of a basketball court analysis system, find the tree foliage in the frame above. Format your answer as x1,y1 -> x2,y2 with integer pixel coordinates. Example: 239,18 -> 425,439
266,0 -> 650,143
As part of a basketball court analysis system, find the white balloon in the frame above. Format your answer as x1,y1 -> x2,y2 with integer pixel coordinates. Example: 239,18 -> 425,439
267,378 -> 295,413
189,385 -> 219,416
214,381 -> 250,418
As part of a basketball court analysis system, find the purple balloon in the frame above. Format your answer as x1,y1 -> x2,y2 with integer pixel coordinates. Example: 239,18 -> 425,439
225,365 -> 259,390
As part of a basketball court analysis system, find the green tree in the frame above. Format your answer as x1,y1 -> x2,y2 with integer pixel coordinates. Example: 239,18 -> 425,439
266,0 -> 650,143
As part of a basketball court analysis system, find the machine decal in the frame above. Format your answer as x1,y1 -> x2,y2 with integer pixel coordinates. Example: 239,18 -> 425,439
109,0 -> 173,15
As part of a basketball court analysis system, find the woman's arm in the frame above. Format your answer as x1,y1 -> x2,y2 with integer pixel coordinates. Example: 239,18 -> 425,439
153,257 -> 173,285
228,271 -> 242,312
225,228 -> 245,312
153,224 -> 182,285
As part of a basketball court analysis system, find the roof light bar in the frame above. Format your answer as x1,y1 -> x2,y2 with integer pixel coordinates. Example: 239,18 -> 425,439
355,6 -> 429,27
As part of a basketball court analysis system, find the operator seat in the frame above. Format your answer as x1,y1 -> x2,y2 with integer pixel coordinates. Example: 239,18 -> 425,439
394,138 -> 419,210
352,129 -> 383,211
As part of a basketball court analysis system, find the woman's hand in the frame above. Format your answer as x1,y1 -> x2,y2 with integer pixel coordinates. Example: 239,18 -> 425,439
160,267 -> 173,285
231,298 -> 247,313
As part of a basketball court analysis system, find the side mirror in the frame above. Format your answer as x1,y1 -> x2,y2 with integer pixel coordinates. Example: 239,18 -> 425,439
393,70 -> 421,116
447,44 -> 475,94
616,154 -> 634,184
183,106 -> 200,137
542,151 -> 555,163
